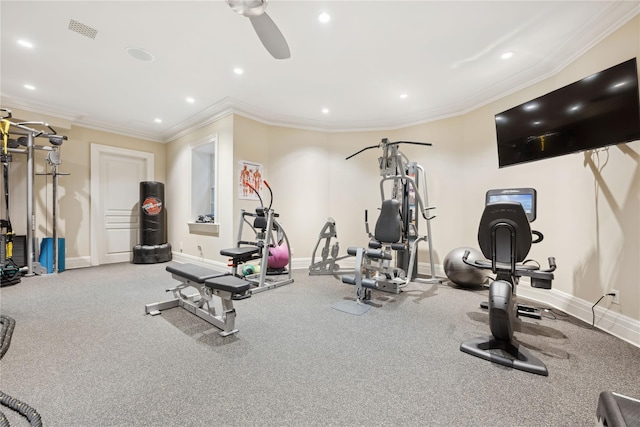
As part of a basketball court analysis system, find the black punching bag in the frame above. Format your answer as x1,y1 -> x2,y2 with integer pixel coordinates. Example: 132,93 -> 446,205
132,181 -> 172,264
140,181 -> 166,246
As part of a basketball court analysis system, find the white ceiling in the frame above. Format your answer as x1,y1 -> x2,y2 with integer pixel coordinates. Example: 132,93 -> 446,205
1,1 -> 639,142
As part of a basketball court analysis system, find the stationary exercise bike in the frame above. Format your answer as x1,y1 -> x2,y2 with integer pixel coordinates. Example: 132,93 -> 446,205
460,188 -> 556,376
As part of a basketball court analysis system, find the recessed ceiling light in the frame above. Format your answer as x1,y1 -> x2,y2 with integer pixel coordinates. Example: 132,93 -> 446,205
400,93 -> 408,99
24,84 -> 36,90
125,46 -> 155,62
321,108 -> 330,114
501,51 -> 514,60
318,12 -> 331,23
233,67 -> 244,75
17,39 -> 34,48
154,118 -> 162,123
186,97 -> 195,103
523,103 -> 538,111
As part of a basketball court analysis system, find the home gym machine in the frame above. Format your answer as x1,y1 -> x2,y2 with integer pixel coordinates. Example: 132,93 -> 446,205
0,108 -> 67,281
337,138 -> 438,314
145,181 -> 293,336
308,217 -> 353,276
460,188 -> 556,376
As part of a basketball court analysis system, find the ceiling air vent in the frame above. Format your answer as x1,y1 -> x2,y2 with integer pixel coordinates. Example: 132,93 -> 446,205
68,19 -> 98,39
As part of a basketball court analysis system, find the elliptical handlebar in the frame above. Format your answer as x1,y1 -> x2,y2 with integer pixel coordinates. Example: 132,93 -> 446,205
246,182 -> 264,208
263,180 -> 273,210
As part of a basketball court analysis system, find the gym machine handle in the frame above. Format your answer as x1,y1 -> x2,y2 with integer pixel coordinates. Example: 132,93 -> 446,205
461,249 -> 494,271
364,209 -> 371,236
16,121 -> 58,136
545,257 -> 556,272
263,180 -> 273,210
345,139 -> 433,160
462,250 -> 477,267
532,230 -> 544,244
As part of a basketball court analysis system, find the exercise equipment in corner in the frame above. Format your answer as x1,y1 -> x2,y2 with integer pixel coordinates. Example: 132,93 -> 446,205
459,187 -> 556,376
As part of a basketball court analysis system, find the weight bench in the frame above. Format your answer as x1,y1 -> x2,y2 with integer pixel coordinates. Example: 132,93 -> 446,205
145,263 -> 251,336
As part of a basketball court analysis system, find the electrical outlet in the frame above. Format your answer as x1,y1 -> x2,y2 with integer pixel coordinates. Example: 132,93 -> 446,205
611,290 -> 620,305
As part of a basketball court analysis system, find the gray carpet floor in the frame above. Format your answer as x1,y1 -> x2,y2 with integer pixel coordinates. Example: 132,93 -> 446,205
1,262 -> 639,426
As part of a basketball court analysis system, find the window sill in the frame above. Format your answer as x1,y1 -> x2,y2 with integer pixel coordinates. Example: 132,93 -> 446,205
188,222 -> 219,236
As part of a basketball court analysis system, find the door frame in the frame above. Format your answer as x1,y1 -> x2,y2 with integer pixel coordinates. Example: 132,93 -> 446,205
90,143 -> 154,266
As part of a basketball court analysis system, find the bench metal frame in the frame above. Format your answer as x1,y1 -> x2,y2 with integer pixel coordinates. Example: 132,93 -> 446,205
146,267 -> 246,336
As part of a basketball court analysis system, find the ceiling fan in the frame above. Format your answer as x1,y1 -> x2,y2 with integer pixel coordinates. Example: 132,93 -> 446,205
226,0 -> 291,60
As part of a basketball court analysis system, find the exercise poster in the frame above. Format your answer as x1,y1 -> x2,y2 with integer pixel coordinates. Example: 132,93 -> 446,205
238,160 -> 263,200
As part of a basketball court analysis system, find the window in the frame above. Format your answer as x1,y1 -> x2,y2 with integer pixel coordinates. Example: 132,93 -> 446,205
191,136 -> 217,224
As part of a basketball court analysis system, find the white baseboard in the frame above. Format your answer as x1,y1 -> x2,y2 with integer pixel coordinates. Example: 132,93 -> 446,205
170,252 -> 228,271
517,285 -> 640,348
419,260 -> 639,348
64,256 -> 92,269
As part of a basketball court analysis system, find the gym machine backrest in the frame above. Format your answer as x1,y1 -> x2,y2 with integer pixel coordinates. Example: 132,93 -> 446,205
475,188 -> 555,289
477,201 -> 532,275
372,199 -> 402,245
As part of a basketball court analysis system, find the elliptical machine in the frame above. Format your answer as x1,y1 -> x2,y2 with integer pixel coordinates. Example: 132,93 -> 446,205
220,180 -> 293,293
460,188 -> 556,376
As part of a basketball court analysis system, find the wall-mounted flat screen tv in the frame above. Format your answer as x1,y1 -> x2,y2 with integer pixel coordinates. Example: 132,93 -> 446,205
495,58 -> 640,168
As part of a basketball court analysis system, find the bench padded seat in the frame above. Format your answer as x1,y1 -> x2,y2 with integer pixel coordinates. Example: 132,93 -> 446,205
220,246 -> 260,258
166,263 -> 222,283
205,275 -> 251,294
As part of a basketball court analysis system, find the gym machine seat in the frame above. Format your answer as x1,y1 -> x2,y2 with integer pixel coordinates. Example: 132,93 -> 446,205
461,197 -> 556,376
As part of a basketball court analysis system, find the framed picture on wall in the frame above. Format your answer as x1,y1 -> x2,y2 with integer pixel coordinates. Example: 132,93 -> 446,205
238,160 -> 264,200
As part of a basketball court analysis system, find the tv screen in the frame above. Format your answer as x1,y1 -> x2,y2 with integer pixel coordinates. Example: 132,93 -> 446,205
495,58 -> 640,168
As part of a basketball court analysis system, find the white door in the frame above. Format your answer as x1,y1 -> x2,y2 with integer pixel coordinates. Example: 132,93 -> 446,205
90,144 -> 154,265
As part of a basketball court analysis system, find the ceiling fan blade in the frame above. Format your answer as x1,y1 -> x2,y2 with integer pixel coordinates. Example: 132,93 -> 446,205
249,13 -> 290,60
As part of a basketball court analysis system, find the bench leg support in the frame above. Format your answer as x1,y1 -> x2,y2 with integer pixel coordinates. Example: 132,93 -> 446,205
146,286 -> 239,336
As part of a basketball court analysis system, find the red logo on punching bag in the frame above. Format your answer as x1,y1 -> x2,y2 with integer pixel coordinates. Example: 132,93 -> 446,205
142,197 -> 163,215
